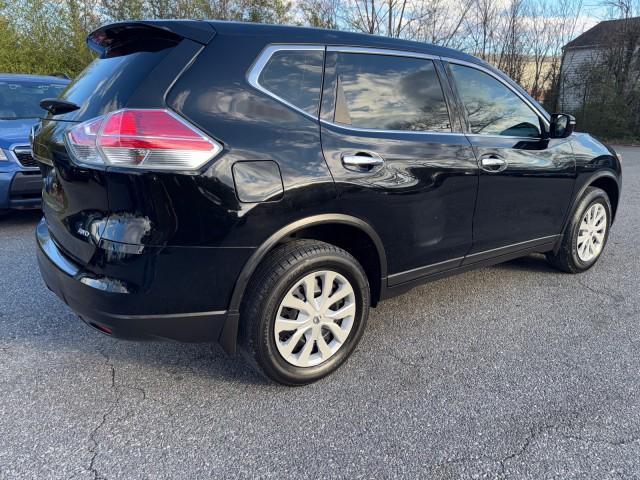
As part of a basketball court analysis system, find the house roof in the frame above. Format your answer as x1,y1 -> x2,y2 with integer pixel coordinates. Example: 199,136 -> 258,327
564,16 -> 640,49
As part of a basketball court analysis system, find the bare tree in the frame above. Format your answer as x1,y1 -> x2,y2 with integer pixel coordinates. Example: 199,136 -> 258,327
346,0 -> 384,34
398,0 -> 474,47
299,0 -> 340,28
464,0 -> 500,60
495,0 -> 528,83
525,0 -> 583,101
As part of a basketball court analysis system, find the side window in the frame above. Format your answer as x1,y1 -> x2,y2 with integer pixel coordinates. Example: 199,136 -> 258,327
333,53 -> 452,132
258,49 -> 324,116
449,64 -> 542,138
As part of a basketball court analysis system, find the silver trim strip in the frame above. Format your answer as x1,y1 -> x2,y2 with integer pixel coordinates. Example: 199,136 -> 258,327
104,310 -> 228,320
442,56 -> 550,128
389,235 -> 560,281
465,235 -> 560,258
466,133 -> 545,140
319,119 -> 466,137
246,44 -> 325,121
387,256 -> 464,281
246,44 -> 550,139
326,45 -> 439,60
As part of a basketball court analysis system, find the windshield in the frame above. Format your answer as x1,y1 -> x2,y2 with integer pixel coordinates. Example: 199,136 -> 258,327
0,81 -> 68,119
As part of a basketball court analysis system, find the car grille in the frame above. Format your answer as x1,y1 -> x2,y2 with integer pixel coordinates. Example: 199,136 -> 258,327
14,148 -> 39,168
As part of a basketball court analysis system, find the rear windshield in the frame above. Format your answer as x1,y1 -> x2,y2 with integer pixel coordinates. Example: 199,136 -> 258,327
59,48 -> 173,121
0,81 -> 67,119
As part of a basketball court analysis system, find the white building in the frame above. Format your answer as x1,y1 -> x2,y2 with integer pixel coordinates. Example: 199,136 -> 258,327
558,17 -> 640,112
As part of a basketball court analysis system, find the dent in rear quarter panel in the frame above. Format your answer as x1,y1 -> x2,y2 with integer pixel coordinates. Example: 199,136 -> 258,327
164,31 -> 338,249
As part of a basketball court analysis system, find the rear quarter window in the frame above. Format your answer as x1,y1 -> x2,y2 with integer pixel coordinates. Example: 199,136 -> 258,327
256,49 -> 324,116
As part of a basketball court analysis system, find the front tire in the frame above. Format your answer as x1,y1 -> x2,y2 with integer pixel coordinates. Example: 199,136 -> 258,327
546,187 -> 612,273
240,239 -> 370,385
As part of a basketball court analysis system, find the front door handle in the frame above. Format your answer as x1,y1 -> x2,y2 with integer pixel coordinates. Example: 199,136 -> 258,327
341,152 -> 385,172
480,155 -> 507,172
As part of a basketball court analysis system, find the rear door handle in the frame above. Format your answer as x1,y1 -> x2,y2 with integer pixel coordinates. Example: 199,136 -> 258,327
341,152 -> 385,172
480,155 -> 507,172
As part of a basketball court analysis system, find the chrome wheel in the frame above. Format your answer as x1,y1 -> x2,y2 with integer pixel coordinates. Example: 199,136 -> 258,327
274,270 -> 356,368
577,203 -> 607,262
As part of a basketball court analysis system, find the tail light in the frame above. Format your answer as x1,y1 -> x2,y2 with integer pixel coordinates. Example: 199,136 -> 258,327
66,109 -> 222,171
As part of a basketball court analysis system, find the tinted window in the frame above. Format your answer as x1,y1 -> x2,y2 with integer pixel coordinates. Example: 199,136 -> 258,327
0,81 -> 67,118
60,48 -> 173,122
449,64 -> 541,138
333,53 -> 451,132
259,50 -> 324,115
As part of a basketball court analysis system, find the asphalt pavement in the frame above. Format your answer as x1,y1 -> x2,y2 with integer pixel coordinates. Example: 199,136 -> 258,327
1,146 -> 639,479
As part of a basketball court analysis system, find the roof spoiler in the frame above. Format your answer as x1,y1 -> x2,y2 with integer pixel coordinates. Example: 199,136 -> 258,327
87,21 -> 216,56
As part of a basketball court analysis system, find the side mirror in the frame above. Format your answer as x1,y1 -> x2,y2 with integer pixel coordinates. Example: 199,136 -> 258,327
550,113 -> 576,138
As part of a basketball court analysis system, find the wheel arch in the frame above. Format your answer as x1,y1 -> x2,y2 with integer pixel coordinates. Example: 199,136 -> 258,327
588,174 -> 620,222
553,170 -> 620,256
219,214 -> 387,355
228,214 -> 387,314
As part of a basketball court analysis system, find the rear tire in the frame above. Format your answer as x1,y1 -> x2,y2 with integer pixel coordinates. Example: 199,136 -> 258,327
239,239 -> 370,385
546,187 -> 612,273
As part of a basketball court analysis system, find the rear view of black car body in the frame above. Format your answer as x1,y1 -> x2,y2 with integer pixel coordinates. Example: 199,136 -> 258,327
34,20 -> 622,385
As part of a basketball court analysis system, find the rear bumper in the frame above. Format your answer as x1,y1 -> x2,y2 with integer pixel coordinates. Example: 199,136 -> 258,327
0,170 -> 42,210
36,218 -> 240,351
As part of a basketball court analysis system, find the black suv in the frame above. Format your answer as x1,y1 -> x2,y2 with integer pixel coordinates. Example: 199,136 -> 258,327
34,20 -> 622,385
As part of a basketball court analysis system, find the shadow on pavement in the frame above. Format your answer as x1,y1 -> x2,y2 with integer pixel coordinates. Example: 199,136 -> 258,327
495,253 -> 559,273
0,209 -> 42,225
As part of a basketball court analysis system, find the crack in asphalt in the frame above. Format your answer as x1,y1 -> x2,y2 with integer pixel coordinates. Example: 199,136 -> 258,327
576,279 -> 626,305
495,423 -> 640,478
86,356 -> 117,480
84,353 -> 147,480
431,423 -> 640,479
497,424 -> 548,478
384,346 -> 640,479
426,424 -> 563,479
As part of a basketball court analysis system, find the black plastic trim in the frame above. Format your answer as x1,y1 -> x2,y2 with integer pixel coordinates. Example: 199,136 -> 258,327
386,235 -> 559,288
384,240 -> 557,299
388,257 -> 463,286
572,170 -> 620,223
462,235 -> 560,265
227,214 -> 388,313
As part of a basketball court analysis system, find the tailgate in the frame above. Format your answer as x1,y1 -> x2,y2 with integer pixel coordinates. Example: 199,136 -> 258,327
32,21 -> 215,264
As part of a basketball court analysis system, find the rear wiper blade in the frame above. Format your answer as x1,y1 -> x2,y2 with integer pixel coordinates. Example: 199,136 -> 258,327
40,98 -> 80,115
0,116 -> 41,120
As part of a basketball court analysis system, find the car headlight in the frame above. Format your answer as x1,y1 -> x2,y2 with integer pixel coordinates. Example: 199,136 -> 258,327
0,149 -> 8,162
